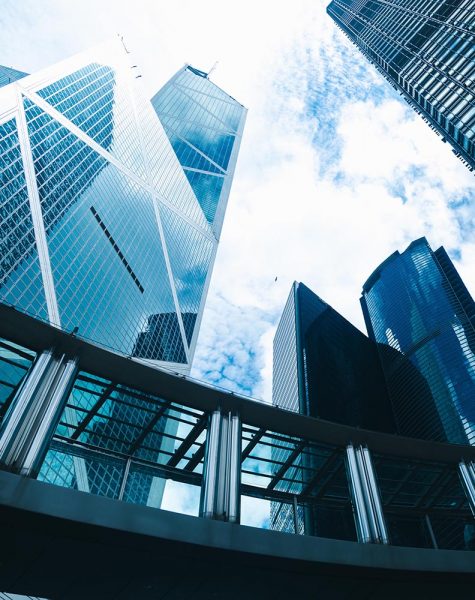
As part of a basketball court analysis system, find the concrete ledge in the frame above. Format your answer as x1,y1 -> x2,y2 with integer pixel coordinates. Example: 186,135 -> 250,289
0,470 -> 474,574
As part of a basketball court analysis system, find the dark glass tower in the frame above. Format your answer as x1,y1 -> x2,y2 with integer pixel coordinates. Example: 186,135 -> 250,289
361,237 -> 475,445
327,0 -> 475,173
273,281 -> 395,431
271,282 -> 395,535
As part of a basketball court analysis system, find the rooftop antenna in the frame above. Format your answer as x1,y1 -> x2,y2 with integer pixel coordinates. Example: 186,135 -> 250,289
207,61 -> 219,78
119,34 -> 130,54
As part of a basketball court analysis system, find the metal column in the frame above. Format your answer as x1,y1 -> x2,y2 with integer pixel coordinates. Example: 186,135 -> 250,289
0,350 -> 78,477
346,444 -> 389,544
459,460 -> 475,515
227,412 -> 241,524
200,409 -> 241,523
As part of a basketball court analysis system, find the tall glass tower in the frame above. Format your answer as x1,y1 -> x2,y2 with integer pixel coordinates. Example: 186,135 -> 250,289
327,0 -> 475,173
273,281 -> 394,429
0,65 -> 28,88
0,40 -> 246,502
151,64 -> 246,358
271,282 -> 394,535
361,237 -> 475,445
0,41 -> 246,372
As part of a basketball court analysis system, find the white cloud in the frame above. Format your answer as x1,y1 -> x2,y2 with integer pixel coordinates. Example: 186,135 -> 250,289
1,0 -> 474,403
241,496 -> 271,529
161,479 -> 200,516
192,7 -> 475,397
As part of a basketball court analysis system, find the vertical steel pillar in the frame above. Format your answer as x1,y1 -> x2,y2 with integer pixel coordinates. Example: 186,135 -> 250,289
227,412 -> 241,524
200,409 -> 241,523
346,444 -> 389,544
200,409 -> 222,520
292,496 -> 300,534
0,350 -> 78,477
459,460 -> 475,515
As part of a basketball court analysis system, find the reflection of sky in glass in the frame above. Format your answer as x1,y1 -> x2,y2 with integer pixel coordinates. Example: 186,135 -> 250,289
152,65 -> 245,228
0,50 -> 237,365
0,116 -> 48,320
327,0 -> 475,170
363,239 -> 475,444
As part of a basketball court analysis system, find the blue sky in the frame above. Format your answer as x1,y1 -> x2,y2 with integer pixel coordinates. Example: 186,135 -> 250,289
2,0 -> 474,407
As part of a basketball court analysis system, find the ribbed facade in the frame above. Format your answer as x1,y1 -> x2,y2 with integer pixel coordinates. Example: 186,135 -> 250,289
361,237 -> 475,445
273,283 -> 300,413
327,0 -> 475,173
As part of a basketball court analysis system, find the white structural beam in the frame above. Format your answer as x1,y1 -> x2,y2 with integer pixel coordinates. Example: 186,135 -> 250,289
15,90 -> 61,326
346,444 -> 389,544
200,409 -> 241,523
459,460 -> 475,515
0,350 -> 78,477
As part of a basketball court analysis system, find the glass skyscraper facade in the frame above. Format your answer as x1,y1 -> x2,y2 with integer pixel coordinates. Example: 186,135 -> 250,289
273,281 -> 394,429
0,41 -> 246,373
150,64 -> 246,358
327,0 -> 475,173
361,237 -> 475,445
0,65 -> 28,88
0,41 -> 246,502
151,65 -> 244,239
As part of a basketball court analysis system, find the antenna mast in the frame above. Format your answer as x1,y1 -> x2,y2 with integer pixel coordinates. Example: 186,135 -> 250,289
207,61 -> 219,78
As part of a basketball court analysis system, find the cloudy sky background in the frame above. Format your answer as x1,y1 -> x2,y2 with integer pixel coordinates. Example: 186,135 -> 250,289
2,0 -> 474,523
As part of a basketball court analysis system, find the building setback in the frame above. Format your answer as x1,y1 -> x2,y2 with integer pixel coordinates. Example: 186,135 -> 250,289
0,65 -> 28,88
327,0 -> 475,173
361,237 -> 475,445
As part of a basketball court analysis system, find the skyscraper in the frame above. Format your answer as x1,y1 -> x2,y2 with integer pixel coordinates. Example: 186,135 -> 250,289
327,0 -> 475,173
0,40 -> 246,502
273,281 -> 394,430
0,65 -> 28,88
151,65 -> 244,239
151,64 -> 246,359
271,282 -> 395,535
0,40 -> 246,374
361,237 -> 475,445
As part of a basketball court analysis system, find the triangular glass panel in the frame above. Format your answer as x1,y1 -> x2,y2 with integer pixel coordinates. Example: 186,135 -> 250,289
153,81 -> 234,139
183,169 -> 224,225
125,88 -> 211,232
23,98 -> 187,362
161,123 -> 223,173
35,62 -> 147,179
159,203 -> 215,346
0,115 -> 48,321
23,97 -> 109,234
159,114 -> 235,171
176,69 -> 244,133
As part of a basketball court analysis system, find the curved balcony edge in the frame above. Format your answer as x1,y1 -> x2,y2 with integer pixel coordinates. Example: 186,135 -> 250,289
0,470 -> 474,577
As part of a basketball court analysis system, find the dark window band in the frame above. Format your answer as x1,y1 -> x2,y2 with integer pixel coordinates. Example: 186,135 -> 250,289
90,206 -> 144,294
